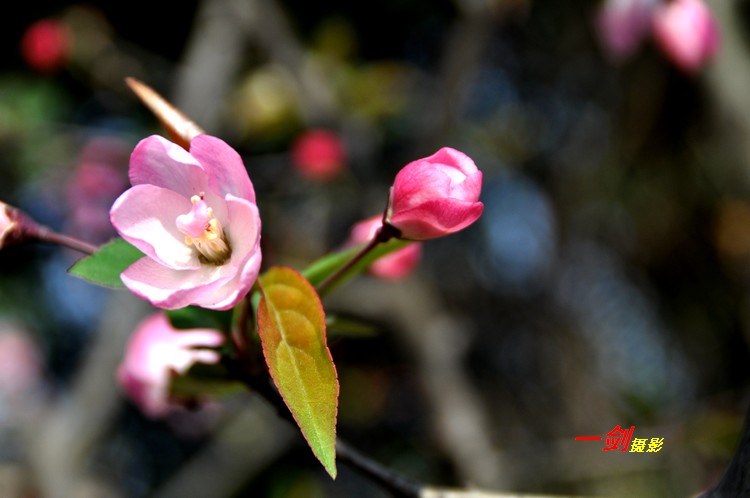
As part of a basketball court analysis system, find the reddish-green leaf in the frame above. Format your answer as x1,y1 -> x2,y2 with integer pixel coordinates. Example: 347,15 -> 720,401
257,266 -> 339,478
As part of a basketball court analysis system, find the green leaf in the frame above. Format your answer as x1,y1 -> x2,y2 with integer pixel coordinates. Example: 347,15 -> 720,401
257,266 -> 338,478
326,314 -> 379,338
170,362 -> 246,400
302,238 -> 410,294
167,306 -> 232,331
68,238 -> 143,288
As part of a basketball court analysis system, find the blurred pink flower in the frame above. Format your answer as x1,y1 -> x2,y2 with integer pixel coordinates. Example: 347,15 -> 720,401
21,19 -> 70,73
0,326 -> 42,399
291,129 -> 346,182
110,135 -> 262,310
652,0 -> 719,73
595,0 -> 658,62
387,147 -> 484,240
117,312 -> 224,418
0,202 -> 17,249
349,215 -> 422,280
67,137 -> 129,244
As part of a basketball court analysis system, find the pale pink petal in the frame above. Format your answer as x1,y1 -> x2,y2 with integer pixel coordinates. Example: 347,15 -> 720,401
121,257 -> 236,310
129,135 -> 208,197
190,135 -> 255,202
118,366 -> 168,417
192,196 -> 262,310
201,190 -> 229,227
117,313 -> 224,418
652,0 -> 720,73
196,246 -> 262,310
110,185 -> 201,270
224,195 -> 261,261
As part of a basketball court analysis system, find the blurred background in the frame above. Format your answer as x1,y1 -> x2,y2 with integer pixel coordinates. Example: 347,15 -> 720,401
0,0 -> 747,496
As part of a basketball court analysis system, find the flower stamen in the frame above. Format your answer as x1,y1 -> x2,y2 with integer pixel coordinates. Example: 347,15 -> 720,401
176,194 -> 231,265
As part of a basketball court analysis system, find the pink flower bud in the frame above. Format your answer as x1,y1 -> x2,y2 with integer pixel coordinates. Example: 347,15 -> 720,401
291,129 -> 346,182
21,19 -> 70,73
0,202 -> 18,249
595,0 -> 658,62
652,0 -> 719,73
117,313 -> 225,418
348,215 -> 422,280
386,147 -> 484,240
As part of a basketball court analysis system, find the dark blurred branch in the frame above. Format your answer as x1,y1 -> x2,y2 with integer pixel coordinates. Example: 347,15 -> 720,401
689,3 -> 750,495
327,277 -> 510,488
222,354 -> 423,497
27,293 -> 148,498
696,400 -> 750,497
420,2 -> 497,149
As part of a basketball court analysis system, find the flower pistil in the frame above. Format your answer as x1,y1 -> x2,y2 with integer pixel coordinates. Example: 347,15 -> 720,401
176,193 -> 231,265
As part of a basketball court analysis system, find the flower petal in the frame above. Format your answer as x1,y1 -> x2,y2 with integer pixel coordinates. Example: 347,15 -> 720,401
192,196 -> 262,310
392,161 -> 455,210
224,195 -> 261,262
121,256 -> 236,310
129,135 -> 208,198
451,170 -> 483,202
190,135 -> 255,202
389,199 -> 484,240
110,184 -> 201,270
427,147 -> 479,177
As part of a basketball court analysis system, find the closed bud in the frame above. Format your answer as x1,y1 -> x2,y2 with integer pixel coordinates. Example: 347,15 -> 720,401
386,147 -> 484,240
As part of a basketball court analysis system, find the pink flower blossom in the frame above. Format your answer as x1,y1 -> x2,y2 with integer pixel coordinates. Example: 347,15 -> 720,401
117,313 -> 224,418
21,19 -> 70,73
0,325 -> 42,399
386,147 -> 484,240
652,0 -> 719,73
349,215 -> 422,280
67,137 -> 129,244
595,0 -> 658,62
291,129 -> 346,182
110,135 -> 261,310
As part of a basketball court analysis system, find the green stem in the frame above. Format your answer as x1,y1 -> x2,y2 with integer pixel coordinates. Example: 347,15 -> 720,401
315,222 -> 399,297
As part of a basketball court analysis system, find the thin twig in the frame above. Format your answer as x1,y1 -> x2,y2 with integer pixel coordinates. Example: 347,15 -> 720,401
336,439 -> 422,498
30,225 -> 99,255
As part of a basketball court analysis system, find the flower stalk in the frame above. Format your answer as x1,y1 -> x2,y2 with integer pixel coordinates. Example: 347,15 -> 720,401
315,221 -> 399,297
1,202 -> 98,255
